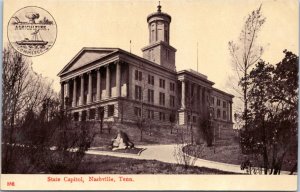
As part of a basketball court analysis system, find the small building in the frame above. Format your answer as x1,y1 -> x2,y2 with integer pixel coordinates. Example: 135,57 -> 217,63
57,4 -> 234,132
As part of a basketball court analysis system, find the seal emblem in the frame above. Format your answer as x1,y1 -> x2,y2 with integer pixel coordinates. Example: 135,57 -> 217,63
7,6 -> 57,57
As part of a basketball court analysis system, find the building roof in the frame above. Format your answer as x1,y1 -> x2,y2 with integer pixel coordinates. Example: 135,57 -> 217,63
147,3 -> 171,23
212,87 -> 234,98
177,69 -> 215,85
57,47 -> 177,77
57,47 -> 119,76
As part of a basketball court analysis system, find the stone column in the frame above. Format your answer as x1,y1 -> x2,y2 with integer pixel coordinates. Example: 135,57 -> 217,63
79,111 -> 82,121
229,101 -> 232,122
116,61 -> 121,97
106,65 -> 111,98
87,72 -> 92,104
60,82 -> 64,109
181,80 -> 185,109
80,75 -> 84,105
66,81 -> 70,98
64,81 -> 70,109
198,86 -> 202,113
72,78 -> 77,107
127,64 -> 130,98
195,85 -> 199,112
96,68 -> 101,101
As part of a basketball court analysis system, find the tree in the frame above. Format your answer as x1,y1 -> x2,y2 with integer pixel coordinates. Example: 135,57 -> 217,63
2,44 -> 95,173
242,50 -> 298,174
133,62 -> 149,141
99,107 -> 105,134
169,110 -> 176,134
199,109 -> 214,147
228,5 -> 266,131
2,45 -> 53,172
183,81 -> 199,144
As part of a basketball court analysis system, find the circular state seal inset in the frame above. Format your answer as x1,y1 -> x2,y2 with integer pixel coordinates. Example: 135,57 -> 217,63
8,6 -> 57,57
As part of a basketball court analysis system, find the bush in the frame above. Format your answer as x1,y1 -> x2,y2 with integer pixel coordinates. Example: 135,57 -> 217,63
2,108 -> 95,173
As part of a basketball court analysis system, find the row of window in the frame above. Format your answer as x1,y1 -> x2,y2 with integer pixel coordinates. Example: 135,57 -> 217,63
211,97 -> 227,108
212,108 -> 227,120
135,70 -> 175,91
134,107 -> 168,121
135,85 -> 175,107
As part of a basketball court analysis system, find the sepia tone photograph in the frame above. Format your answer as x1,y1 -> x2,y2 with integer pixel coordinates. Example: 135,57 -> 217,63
1,0 -> 298,190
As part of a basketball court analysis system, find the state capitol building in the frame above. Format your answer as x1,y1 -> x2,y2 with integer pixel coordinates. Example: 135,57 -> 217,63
58,4 -> 234,131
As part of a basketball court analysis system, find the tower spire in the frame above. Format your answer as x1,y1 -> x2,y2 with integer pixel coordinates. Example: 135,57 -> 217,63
157,1 -> 161,12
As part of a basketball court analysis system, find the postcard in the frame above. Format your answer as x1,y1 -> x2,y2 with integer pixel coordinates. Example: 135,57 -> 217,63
1,0 -> 298,190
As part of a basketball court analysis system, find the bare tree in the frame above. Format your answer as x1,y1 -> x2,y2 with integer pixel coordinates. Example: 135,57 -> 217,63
2,44 -> 65,173
169,110 -> 176,134
228,5 -> 265,131
133,62 -> 150,141
2,45 -> 95,173
173,131 -> 204,170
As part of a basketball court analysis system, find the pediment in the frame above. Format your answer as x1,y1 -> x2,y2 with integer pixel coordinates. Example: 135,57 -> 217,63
58,48 -> 118,76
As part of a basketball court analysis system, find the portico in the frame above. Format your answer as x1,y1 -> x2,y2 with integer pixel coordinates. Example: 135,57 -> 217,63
58,49 -> 129,121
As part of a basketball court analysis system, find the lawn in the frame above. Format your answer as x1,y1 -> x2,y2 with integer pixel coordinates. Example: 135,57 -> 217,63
183,143 -> 245,165
77,154 -> 234,174
183,143 -> 297,172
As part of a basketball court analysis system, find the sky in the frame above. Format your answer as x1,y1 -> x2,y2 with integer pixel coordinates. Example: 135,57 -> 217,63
3,0 -> 298,93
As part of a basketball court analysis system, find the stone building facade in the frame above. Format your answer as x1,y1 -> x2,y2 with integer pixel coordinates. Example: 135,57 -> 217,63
58,4 -> 233,130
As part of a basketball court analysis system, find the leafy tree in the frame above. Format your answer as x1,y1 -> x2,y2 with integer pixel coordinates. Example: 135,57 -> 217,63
242,50 -> 298,174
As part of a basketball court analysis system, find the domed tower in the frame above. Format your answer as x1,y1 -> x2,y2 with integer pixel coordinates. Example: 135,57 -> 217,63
142,2 -> 177,71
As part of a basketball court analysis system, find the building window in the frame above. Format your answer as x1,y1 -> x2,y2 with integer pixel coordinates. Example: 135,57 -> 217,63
223,111 -> 227,120
164,29 -> 168,42
217,99 -> 220,106
211,97 -> 214,105
159,112 -> 165,121
89,108 -> 95,120
98,107 -> 104,119
147,110 -> 154,119
148,89 -> 154,103
170,95 -> 175,107
211,108 -> 215,118
134,107 -> 141,117
197,88 -> 201,101
217,109 -> 221,118
135,70 -> 142,81
151,29 -> 155,42
159,92 -> 165,106
108,105 -> 114,117
135,70 -> 138,80
170,82 -> 175,91
73,112 -> 79,121
135,85 -> 142,100
148,75 -> 154,85
159,79 -> 165,88
193,116 -> 197,123
223,101 -> 226,108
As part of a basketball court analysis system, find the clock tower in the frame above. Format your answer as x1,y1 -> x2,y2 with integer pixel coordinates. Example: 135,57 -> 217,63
142,2 -> 176,71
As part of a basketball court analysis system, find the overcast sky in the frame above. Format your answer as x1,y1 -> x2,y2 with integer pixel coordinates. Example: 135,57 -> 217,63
4,0 -> 298,93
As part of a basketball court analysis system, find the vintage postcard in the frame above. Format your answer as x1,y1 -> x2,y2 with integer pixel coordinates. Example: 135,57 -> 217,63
1,0 -> 298,190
